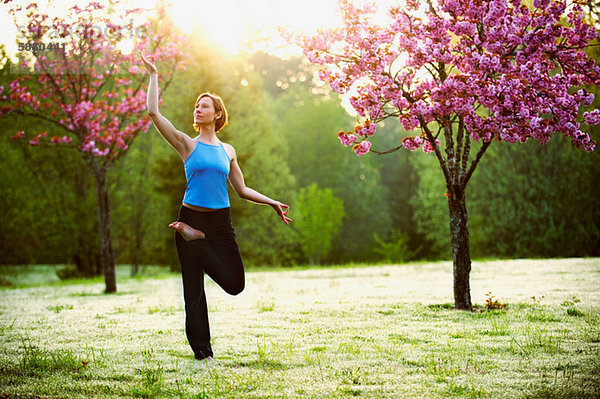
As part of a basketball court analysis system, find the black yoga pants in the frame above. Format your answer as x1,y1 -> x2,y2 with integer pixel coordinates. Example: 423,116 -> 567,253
174,206 -> 245,360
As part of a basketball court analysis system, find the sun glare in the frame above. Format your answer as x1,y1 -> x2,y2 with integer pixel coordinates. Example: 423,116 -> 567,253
166,0 -> 402,57
166,0 -> 343,56
1,0 -> 404,60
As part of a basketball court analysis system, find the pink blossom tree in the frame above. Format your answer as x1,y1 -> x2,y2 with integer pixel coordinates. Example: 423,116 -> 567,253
286,0 -> 600,309
0,0 -> 186,293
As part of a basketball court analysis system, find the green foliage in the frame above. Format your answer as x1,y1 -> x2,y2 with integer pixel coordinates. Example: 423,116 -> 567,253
294,183 -> 344,264
109,129 -> 173,272
0,72 -> 100,273
410,132 -> 600,260
372,229 -> 418,263
56,265 -> 81,281
16,338 -> 102,376
224,71 -> 298,266
468,137 -> 600,258
273,86 -> 391,263
370,121 -> 431,259
410,152 -> 452,258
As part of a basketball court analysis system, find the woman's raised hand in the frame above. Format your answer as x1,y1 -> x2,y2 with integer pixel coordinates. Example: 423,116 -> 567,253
272,202 -> 292,225
139,52 -> 157,74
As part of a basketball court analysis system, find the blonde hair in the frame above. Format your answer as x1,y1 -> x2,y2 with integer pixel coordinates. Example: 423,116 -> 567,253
193,92 -> 228,132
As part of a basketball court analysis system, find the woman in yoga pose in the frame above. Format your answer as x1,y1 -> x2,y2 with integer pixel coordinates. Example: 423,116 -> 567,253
141,53 -> 292,361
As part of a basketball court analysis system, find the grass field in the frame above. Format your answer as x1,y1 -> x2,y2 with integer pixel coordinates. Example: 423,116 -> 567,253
1,258 -> 599,398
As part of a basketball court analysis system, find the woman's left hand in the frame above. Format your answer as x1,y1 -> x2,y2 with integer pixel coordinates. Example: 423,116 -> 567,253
139,52 -> 157,74
272,202 -> 292,225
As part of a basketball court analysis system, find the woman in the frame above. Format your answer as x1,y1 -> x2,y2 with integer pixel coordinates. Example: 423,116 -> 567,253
140,53 -> 292,361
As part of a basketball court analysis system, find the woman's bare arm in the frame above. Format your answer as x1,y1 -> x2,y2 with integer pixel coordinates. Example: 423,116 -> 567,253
141,53 -> 193,160
225,143 -> 292,225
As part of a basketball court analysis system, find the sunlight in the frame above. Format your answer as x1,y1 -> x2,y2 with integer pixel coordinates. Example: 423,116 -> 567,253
166,0 -> 341,56
115,37 -> 135,55
166,0 -> 403,57
1,0 -> 405,60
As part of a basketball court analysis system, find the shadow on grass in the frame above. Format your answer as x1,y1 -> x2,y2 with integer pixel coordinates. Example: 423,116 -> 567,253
229,358 -> 289,371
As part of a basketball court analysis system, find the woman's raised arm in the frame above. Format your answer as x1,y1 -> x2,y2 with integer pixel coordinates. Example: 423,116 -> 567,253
140,53 -> 193,160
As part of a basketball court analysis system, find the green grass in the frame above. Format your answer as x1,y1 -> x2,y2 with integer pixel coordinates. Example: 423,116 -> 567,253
1,258 -> 599,398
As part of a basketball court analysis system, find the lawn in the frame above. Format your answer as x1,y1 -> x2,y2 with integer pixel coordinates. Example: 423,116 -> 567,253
1,258 -> 599,398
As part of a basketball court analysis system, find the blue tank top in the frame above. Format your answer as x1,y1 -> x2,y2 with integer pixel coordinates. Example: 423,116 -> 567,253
182,140 -> 231,209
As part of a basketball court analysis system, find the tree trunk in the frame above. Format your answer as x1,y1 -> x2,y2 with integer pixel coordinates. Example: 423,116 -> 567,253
132,223 -> 142,277
132,196 -> 145,277
95,170 -> 117,293
448,189 -> 472,310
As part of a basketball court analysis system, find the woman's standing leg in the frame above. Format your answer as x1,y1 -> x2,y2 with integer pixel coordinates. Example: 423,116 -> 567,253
175,233 -> 214,359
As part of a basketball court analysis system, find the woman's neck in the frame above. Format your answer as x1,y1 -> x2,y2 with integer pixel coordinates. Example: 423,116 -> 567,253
194,125 -> 218,144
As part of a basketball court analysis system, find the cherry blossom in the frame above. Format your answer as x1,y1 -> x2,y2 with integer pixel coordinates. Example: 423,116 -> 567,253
286,0 -> 600,156
352,140 -> 371,156
1,0 -> 186,164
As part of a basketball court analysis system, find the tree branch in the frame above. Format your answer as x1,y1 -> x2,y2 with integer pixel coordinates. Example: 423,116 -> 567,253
419,115 -> 450,183
371,145 -> 403,155
6,110 -> 74,134
443,120 -> 456,185
455,116 -> 465,174
462,139 -> 492,186
460,122 -> 471,183
31,51 -> 70,107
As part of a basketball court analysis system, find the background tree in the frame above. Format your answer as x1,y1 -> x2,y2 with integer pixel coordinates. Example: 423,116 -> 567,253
288,0 -> 600,308
109,129 -> 172,276
0,104 -> 99,270
294,183 -> 345,265
468,135 -> 600,258
0,0 -> 186,292
271,84 -> 391,263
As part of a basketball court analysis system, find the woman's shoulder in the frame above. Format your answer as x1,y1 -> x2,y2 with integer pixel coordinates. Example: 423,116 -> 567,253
221,142 -> 236,160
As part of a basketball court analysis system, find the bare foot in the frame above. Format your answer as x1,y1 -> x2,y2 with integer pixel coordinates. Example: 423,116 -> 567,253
169,221 -> 205,241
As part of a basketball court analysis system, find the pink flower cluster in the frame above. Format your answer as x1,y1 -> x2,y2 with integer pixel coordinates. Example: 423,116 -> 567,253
10,131 -> 25,140
422,138 -> 441,153
352,141 -> 371,156
50,135 -> 73,144
10,129 -> 74,146
28,131 -> 47,146
7,79 -> 40,110
337,120 -> 377,155
402,136 -> 423,151
338,130 -> 358,146
287,0 -> 600,154
338,130 -> 371,156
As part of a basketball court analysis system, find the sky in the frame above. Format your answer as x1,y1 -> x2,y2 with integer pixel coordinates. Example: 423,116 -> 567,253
0,0 -> 400,59
167,0 -> 341,56
0,0 -> 399,115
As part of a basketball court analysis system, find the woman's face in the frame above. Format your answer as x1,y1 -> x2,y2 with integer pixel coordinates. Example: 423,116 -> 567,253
194,96 -> 219,125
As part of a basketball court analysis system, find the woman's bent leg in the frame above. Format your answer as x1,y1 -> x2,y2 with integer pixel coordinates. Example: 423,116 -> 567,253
204,238 -> 245,296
